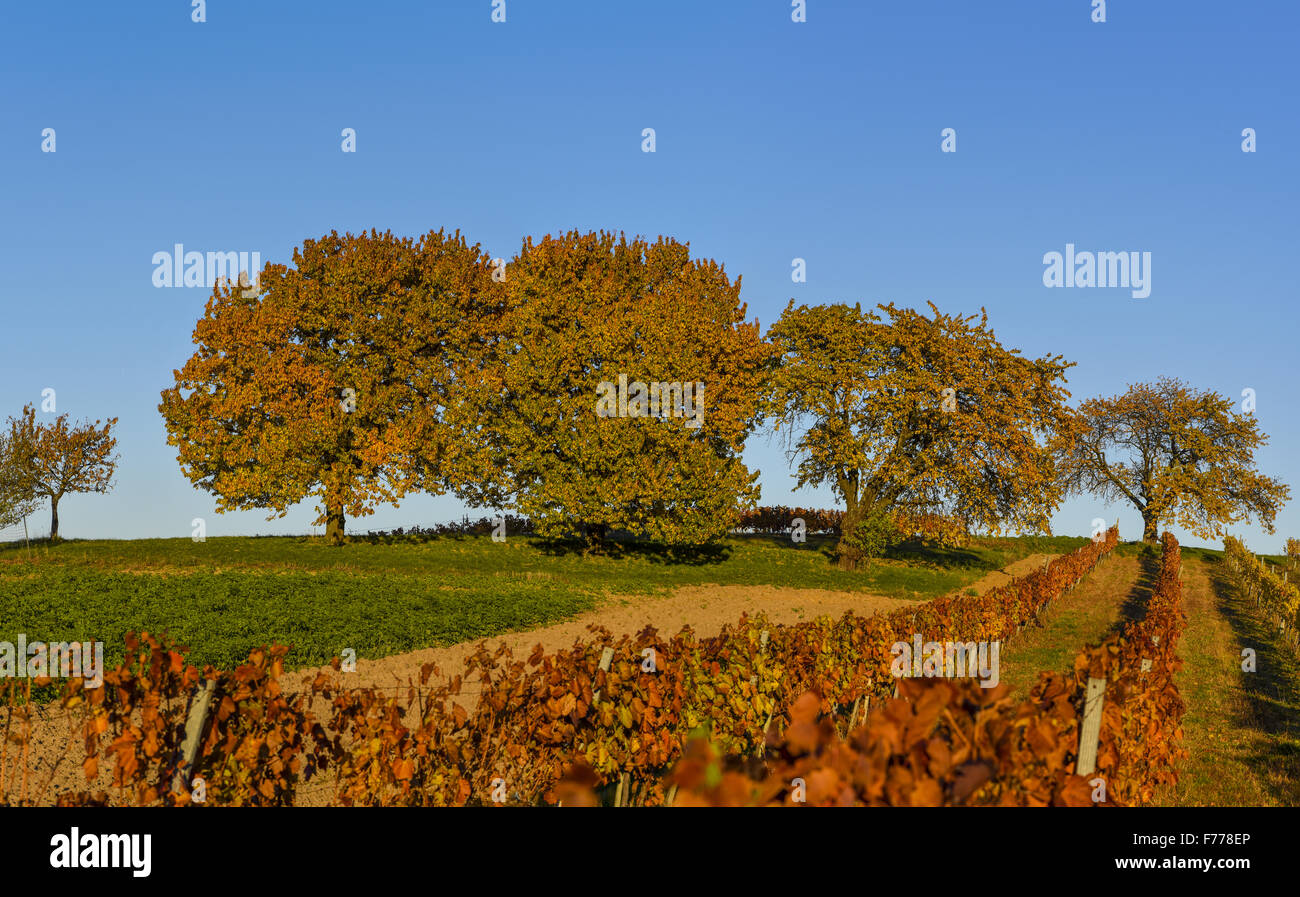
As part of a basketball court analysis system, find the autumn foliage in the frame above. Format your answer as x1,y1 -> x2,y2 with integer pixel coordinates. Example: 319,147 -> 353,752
14,527 -> 1125,807
2,404 -> 119,540
663,532 -> 1186,807
1058,377 -> 1289,542
46,636 -> 318,808
768,301 -> 1074,568
159,229 -> 501,544
734,506 -> 968,546
1223,535 -> 1300,653
452,231 -> 774,546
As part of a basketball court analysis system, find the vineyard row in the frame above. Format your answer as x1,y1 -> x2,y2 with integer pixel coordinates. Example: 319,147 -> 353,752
10,528 -> 1118,806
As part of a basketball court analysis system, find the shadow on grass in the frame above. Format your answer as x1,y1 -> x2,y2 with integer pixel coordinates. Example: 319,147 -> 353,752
353,530 -> 485,546
0,537 -> 58,559
883,539 -> 988,571
532,537 -> 734,566
1205,554 -> 1300,805
537,532 -> 986,569
1114,546 -> 1161,627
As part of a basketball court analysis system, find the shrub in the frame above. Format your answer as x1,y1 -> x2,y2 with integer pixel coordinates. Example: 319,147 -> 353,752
841,511 -> 901,559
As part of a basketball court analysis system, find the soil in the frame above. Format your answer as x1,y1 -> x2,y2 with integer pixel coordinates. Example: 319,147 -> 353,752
287,553 -> 1059,696
3,552 -> 1057,805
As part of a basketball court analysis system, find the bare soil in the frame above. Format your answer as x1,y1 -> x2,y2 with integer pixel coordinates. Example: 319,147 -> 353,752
3,552 -> 1057,806
291,552 -> 1057,696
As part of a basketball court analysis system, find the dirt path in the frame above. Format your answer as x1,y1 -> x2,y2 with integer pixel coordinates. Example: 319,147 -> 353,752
287,552 -> 1063,696
1153,553 -> 1300,806
3,551 -> 1059,806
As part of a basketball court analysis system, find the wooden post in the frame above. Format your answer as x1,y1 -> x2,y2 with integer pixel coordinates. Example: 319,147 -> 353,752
172,678 -> 216,796
751,629 -> 770,687
756,632 -> 772,751
592,646 -> 615,704
1075,677 -> 1106,776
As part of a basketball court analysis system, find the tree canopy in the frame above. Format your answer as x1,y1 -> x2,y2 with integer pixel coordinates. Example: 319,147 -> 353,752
159,229 -> 501,543
452,230 -> 774,545
768,301 -> 1075,567
0,429 -> 39,532
1057,377 -> 1290,542
3,404 -> 119,540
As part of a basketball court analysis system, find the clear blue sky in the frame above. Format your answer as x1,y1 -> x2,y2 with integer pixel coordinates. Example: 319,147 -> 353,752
2,1 -> 1297,550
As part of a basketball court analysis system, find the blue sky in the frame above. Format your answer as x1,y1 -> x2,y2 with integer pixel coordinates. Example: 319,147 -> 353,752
1,1 -> 1297,550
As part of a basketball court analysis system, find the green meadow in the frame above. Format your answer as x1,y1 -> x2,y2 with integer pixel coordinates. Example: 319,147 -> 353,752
0,532 -> 1088,672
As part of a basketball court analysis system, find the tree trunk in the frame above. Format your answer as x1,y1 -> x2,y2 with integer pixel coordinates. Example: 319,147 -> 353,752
584,523 -> 609,553
836,501 -> 865,572
1141,512 -> 1159,543
326,505 -> 346,545
50,497 -> 60,542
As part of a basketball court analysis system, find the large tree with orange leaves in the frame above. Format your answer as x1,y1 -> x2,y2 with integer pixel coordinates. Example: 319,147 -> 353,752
768,301 -> 1074,569
1057,377 -> 1290,542
159,229 -> 500,544
452,231 -> 774,545
3,404 -> 119,540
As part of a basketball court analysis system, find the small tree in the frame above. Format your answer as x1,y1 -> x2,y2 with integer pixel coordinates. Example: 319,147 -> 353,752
159,229 -> 500,544
4,405 -> 119,540
1058,377 -> 1290,542
768,301 -> 1074,569
0,430 -> 39,533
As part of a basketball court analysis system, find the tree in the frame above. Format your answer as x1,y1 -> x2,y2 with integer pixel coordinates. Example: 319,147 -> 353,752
0,429 -> 39,533
159,229 -> 500,544
768,301 -> 1075,569
452,230 -> 774,546
1057,377 -> 1290,543
3,405 -> 119,540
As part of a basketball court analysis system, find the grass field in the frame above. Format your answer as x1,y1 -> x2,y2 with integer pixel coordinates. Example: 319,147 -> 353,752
995,542 -> 1300,806
1153,549 -> 1300,806
997,542 -> 1154,698
0,532 -> 1087,672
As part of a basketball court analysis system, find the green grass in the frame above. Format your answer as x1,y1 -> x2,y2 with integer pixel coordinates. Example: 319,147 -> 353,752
0,531 -> 1088,673
986,542 -> 1300,805
1154,553 -> 1300,806
997,542 -> 1151,697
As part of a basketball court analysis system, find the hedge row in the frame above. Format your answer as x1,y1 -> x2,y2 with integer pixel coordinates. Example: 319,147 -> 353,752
734,506 -> 967,545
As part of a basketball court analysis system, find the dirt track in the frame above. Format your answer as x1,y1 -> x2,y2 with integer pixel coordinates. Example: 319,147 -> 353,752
3,553 -> 1055,805
288,553 -> 1056,696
